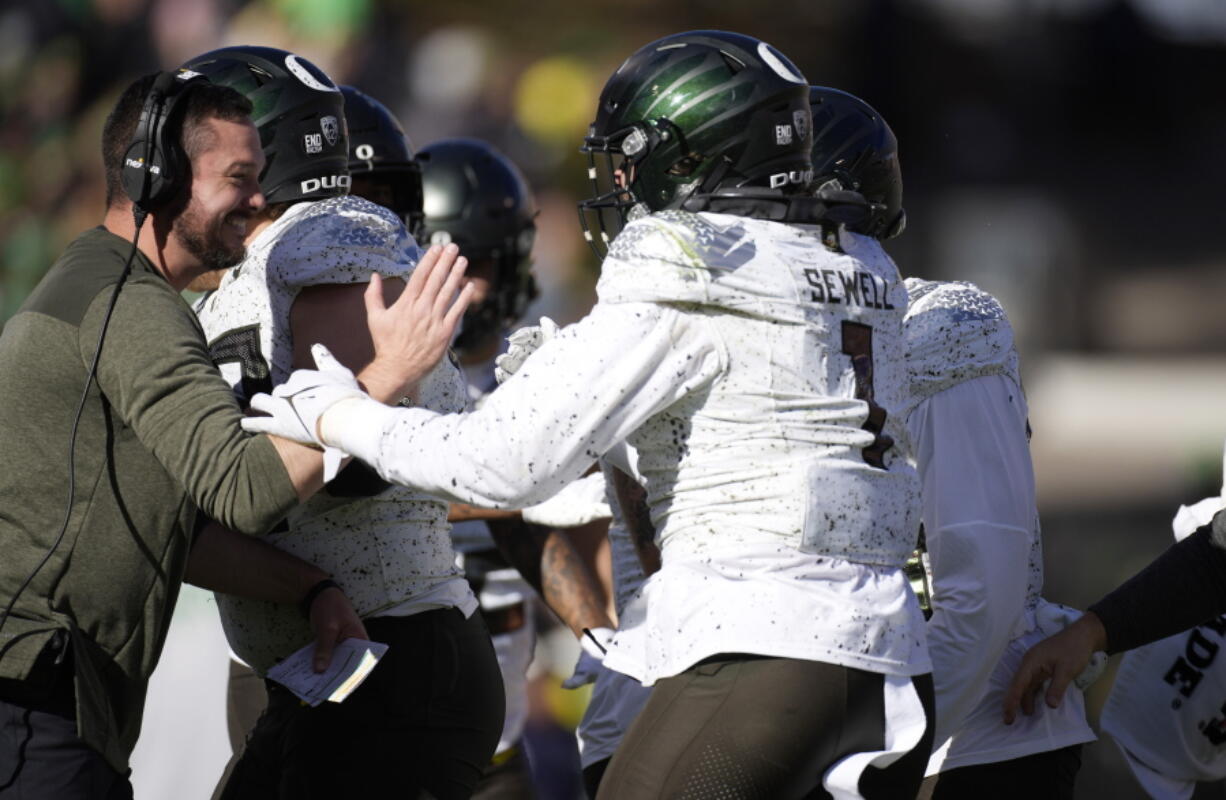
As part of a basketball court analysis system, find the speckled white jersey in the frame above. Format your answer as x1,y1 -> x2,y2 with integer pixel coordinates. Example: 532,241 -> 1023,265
195,195 -> 471,673
329,210 -> 930,682
602,211 -> 921,567
903,278 -> 1042,613
903,279 -> 1094,773
449,353 -> 499,555
903,278 -> 1019,409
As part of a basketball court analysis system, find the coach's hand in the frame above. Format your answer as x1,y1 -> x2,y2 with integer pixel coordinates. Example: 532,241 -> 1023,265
306,583 -> 369,673
1002,611 -> 1107,724
361,243 -> 474,400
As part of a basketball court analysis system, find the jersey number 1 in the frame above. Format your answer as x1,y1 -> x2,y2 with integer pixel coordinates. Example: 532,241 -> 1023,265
841,321 -> 893,469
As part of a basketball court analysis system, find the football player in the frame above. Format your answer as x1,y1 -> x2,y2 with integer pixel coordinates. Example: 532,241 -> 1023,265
490,331 -> 655,798
244,31 -> 936,798
805,86 -> 1097,798
183,47 -> 499,800
412,136 -> 616,798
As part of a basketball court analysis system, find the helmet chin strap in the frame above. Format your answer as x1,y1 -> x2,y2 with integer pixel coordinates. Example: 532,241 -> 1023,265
674,156 -> 732,210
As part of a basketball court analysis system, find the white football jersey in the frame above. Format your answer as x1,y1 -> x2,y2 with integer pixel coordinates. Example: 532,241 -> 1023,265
903,279 -> 1018,406
1101,478 -> 1226,797
903,279 -> 1094,772
195,195 -> 471,673
904,278 -> 1042,614
1102,620 -> 1226,797
326,211 -> 930,682
602,211 -> 920,568
449,352 -> 500,554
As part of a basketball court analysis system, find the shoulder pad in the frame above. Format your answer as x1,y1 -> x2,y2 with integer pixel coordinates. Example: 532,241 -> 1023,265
596,213 -> 712,305
904,278 -> 1019,402
595,212 -> 802,319
265,195 -> 420,289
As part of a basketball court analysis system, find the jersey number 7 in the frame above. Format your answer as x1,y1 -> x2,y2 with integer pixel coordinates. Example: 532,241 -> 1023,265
841,321 -> 894,469
208,325 -> 272,406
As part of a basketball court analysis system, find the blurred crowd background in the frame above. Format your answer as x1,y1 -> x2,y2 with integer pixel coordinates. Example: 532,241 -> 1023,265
3,0 -> 1226,797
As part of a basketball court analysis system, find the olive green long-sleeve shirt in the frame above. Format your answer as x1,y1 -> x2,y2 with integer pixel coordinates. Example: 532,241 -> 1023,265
0,226 -> 298,772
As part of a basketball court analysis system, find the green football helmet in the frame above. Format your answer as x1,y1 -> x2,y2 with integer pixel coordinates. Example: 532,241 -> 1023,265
579,30 -> 814,256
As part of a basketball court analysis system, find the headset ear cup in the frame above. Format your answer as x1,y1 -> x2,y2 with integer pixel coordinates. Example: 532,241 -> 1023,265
121,137 -> 154,207
122,71 -> 206,210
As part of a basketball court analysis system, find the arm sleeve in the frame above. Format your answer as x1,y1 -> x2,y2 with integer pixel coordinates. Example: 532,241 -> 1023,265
1090,513 -> 1226,654
907,374 -> 1032,745
324,301 -> 726,507
86,279 -> 298,534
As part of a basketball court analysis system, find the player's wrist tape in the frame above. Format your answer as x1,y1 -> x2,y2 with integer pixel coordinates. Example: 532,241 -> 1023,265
299,578 -> 340,618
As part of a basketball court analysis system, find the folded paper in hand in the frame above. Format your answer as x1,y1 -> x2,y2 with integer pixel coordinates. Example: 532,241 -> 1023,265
266,638 -> 388,706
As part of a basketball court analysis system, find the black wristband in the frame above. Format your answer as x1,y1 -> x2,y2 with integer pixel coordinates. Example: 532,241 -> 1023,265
299,578 -> 340,618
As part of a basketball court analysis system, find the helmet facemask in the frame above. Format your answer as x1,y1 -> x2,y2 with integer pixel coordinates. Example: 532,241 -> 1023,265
579,117 -> 716,258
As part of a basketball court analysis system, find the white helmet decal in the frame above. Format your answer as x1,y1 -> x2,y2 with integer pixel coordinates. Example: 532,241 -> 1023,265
284,54 -> 339,92
758,42 -> 804,84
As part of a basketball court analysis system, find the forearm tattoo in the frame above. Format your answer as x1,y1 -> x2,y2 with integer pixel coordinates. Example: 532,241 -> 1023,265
489,517 -> 612,634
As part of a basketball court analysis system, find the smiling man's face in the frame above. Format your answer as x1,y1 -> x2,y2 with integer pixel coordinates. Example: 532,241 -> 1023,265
173,116 -> 266,279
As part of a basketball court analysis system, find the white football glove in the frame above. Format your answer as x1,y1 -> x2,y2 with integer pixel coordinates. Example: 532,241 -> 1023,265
562,626 -> 615,690
240,344 -> 367,480
521,473 -> 612,528
494,316 -> 559,385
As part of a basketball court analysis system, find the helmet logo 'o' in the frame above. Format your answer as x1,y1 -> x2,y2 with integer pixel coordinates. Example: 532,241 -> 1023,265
355,144 -> 375,161
284,54 -> 340,92
757,43 -> 804,84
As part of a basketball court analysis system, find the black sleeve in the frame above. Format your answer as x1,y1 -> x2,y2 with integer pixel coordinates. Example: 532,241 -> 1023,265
1090,511 -> 1226,654
324,460 -> 391,497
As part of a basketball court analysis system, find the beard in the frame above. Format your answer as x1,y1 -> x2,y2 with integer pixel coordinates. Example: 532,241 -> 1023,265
173,198 -> 247,274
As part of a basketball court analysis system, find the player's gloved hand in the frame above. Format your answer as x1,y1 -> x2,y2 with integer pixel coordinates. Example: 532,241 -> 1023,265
562,626 -> 615,690
1033,601 -> 1107,690
241,344 -> 367,480
521,473 -> 612,528
494,316 -> 560,385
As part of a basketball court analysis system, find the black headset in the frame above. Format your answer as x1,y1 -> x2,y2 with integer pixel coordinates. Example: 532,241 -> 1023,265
121,69 -> 211,211
0,70 -> 212,646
